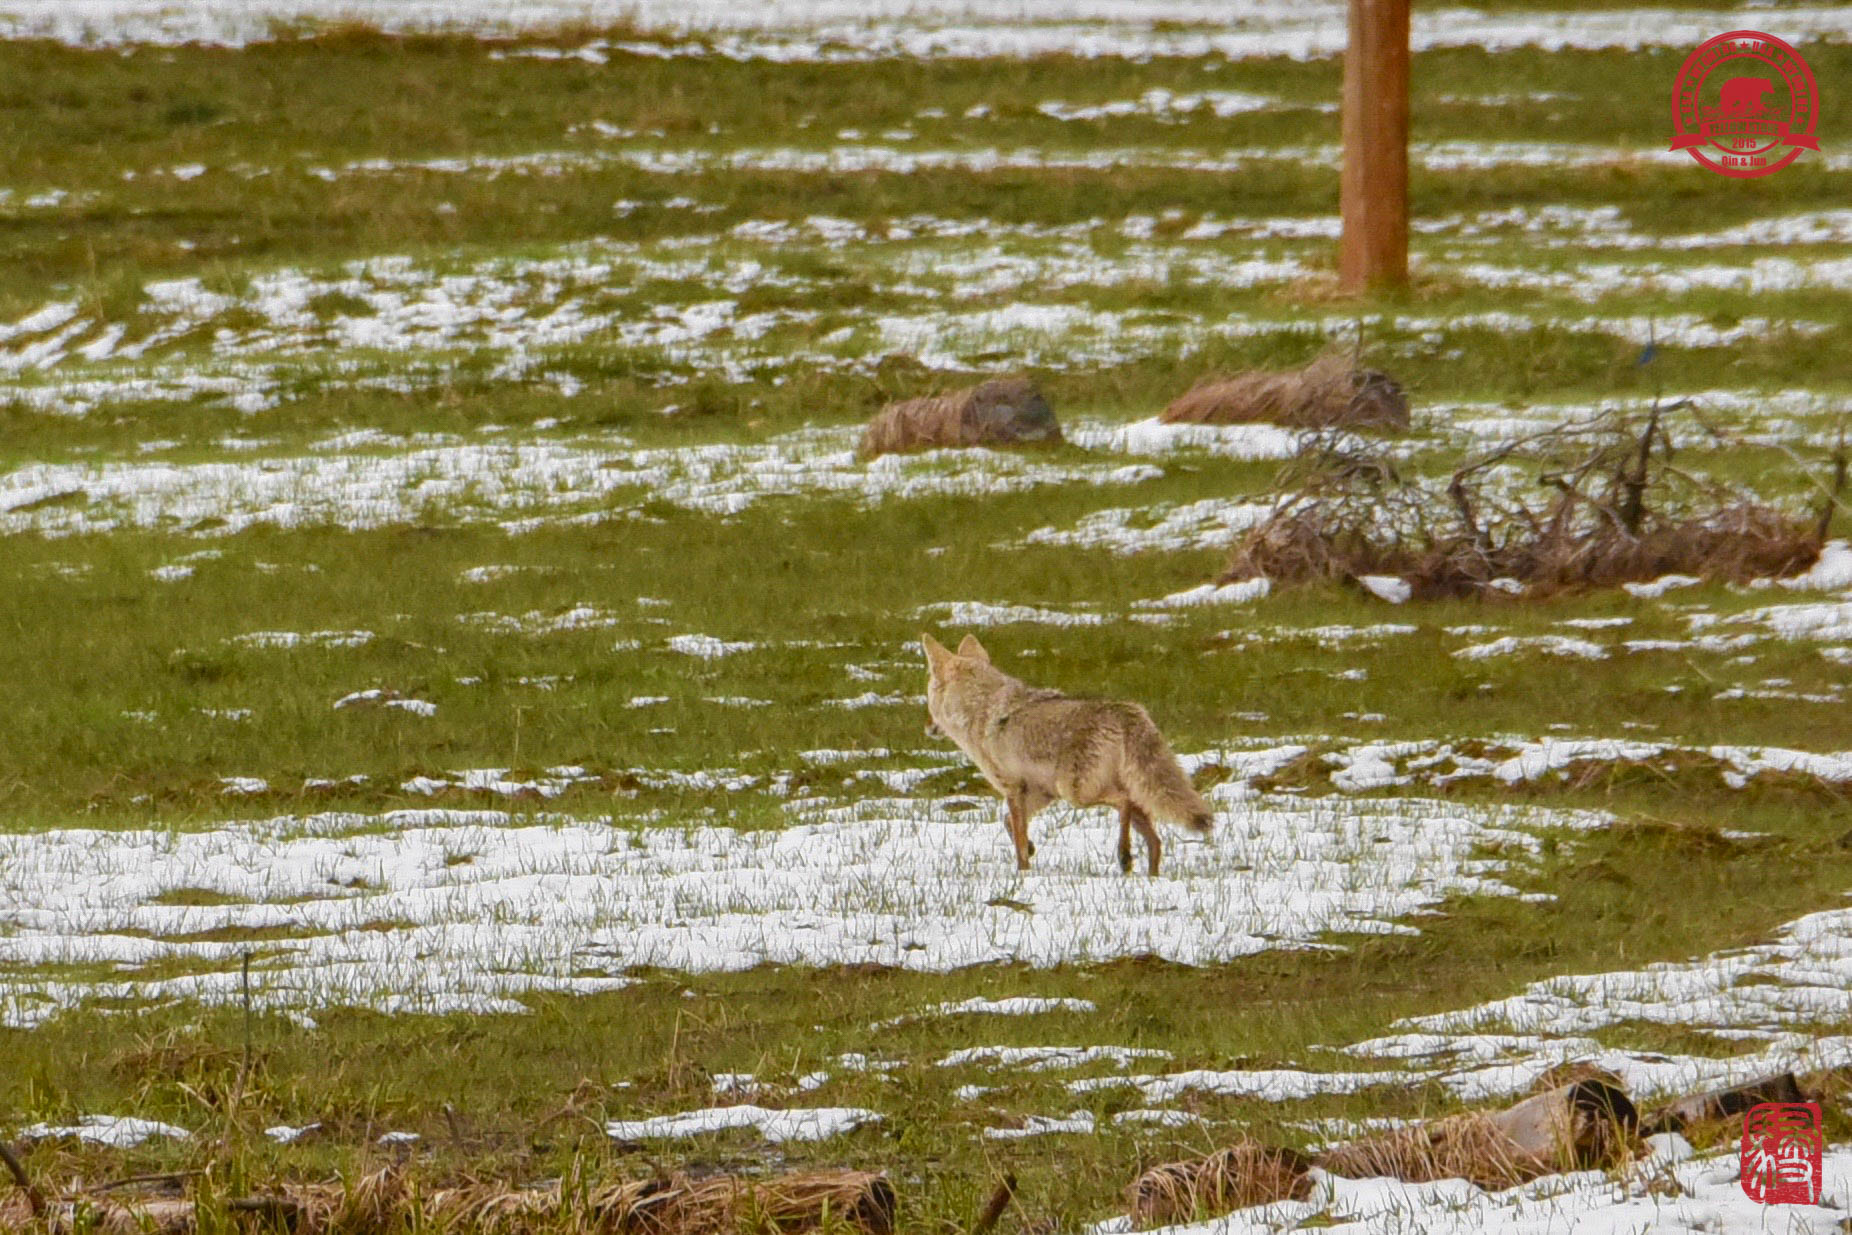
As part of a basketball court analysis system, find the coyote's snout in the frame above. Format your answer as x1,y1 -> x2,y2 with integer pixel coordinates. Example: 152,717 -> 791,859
920,633 -> 1213,875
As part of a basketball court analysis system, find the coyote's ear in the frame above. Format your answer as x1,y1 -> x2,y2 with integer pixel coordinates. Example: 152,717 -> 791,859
921,633 -> 952,674
957,634 -> 990,663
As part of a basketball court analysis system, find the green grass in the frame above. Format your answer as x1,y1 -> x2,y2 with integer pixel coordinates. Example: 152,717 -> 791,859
4,481 -> 1849,828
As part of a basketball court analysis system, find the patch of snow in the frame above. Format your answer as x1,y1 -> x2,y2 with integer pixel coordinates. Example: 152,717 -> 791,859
983,1110 -> 1095,1139
1355,575 -> 1410,604
1782,541 -> 1852,591
0,793 -> 1605,1025
938,1044 -> 1171,1071
667,633 -> 759,658
1140,578 -> 1271,608
20,1115 -> 191,1147
605,1104 -> 879,1143
919,601 -> 1106,627
1453,635 -> 1608,661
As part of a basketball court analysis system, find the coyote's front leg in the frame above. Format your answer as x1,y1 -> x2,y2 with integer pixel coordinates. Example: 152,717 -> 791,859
1005,785 -> 1048,870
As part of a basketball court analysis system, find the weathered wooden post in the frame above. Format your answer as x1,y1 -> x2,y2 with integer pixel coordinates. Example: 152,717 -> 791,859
1339,0 -> 1411,292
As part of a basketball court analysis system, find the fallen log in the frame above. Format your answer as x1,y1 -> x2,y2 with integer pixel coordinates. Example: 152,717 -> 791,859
1639,1071 -> 1808,1136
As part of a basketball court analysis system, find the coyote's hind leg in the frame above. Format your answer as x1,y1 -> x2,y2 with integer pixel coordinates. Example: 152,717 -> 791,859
1124,805 -> 1161,876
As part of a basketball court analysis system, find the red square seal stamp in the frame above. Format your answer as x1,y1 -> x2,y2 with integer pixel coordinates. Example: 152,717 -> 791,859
1740,1101 -> 1823,1205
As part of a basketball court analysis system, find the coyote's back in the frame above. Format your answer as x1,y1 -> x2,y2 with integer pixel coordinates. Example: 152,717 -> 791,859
921,633 -> 1212,875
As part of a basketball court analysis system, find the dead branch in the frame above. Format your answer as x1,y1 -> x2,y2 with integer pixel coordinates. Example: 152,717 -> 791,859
0,1141 -> 43,1219
969,1173 -> 1016,1235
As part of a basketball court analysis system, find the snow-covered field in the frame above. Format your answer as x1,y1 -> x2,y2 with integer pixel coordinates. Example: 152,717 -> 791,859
0,792 -> 1605,1026
6,1 -> 1850,59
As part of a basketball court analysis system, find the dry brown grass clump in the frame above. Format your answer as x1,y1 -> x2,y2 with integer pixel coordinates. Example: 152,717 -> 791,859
1313,1113 -> 1547,1190
0,1165 -> 896,1235
1314,1080 -> 1637,1190
1221,403 -> 1839,599
1125,1141 -> 1312,1228
1161,351 -> 1409,431
858,376 -> 1061,457
600,1169 -> 895,1235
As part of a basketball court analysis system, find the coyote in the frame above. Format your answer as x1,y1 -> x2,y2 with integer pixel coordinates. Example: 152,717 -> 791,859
920,633 -> 1213,875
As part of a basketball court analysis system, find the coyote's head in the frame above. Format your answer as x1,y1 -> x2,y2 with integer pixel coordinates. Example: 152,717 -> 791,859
919,632 -> 993,741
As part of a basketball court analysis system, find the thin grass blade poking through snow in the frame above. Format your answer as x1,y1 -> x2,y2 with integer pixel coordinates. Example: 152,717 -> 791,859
1221,401 -> 1837,599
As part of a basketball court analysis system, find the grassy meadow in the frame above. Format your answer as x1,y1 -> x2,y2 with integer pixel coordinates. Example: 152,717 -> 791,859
2,4 -> 1852,1231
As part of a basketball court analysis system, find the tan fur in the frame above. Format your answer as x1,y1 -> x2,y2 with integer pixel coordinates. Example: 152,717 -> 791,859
920,633 -> 1213,876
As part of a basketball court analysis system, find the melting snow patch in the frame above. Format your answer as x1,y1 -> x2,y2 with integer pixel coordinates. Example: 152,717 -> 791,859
938,1045 -> 1171,1071
1076,1068 -> 1408,1103
930,996 -> 1096,1020
1140,578 -> 1271,608
459,606 -> 623,636
822,691 -> 922,709
1068,419 -> 1302,460
801,748 -> 893,766
666,633 -> 759,658
1355,575 -> 1411,604
984,1110 -> 1095,1139
1252,1146 -> 1852,1235
265,1123 -> 320,1144
1111,1108 -> 1205,1128
20,1116 -> 191,1147
1347,897 -> 1852,1104
333,689 -> 436,716
1017,499 -> 1274,556
919,601 -> 1107,627
605,1105 -> 879,1143
1453,635 -> 1608,661
232,629 -> 374,650
1622,574 -> 1702,598
1782,540 -> 1852,591
10,4 -> 1852,64
1328,745 -> 1420,793
0,426 -> 1164,537
1701,600 -> 1852,643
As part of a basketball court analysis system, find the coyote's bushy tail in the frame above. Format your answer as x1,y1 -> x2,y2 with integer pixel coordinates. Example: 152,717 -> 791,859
1124,714 -> 1214,833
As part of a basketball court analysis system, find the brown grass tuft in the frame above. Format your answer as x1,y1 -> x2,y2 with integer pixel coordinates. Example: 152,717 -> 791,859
1161,352 -> 1409,431
1315,1113 -> 1546,1190
858,377 -> 1061,457
1125,1141 -> 1312,1229
0,1167 -> 895,1235
599,1170 -> 896,1235
1315,1080 -> 1638,1190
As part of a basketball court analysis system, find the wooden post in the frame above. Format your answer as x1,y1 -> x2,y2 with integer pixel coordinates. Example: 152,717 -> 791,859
1339,0 -> 1410,292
